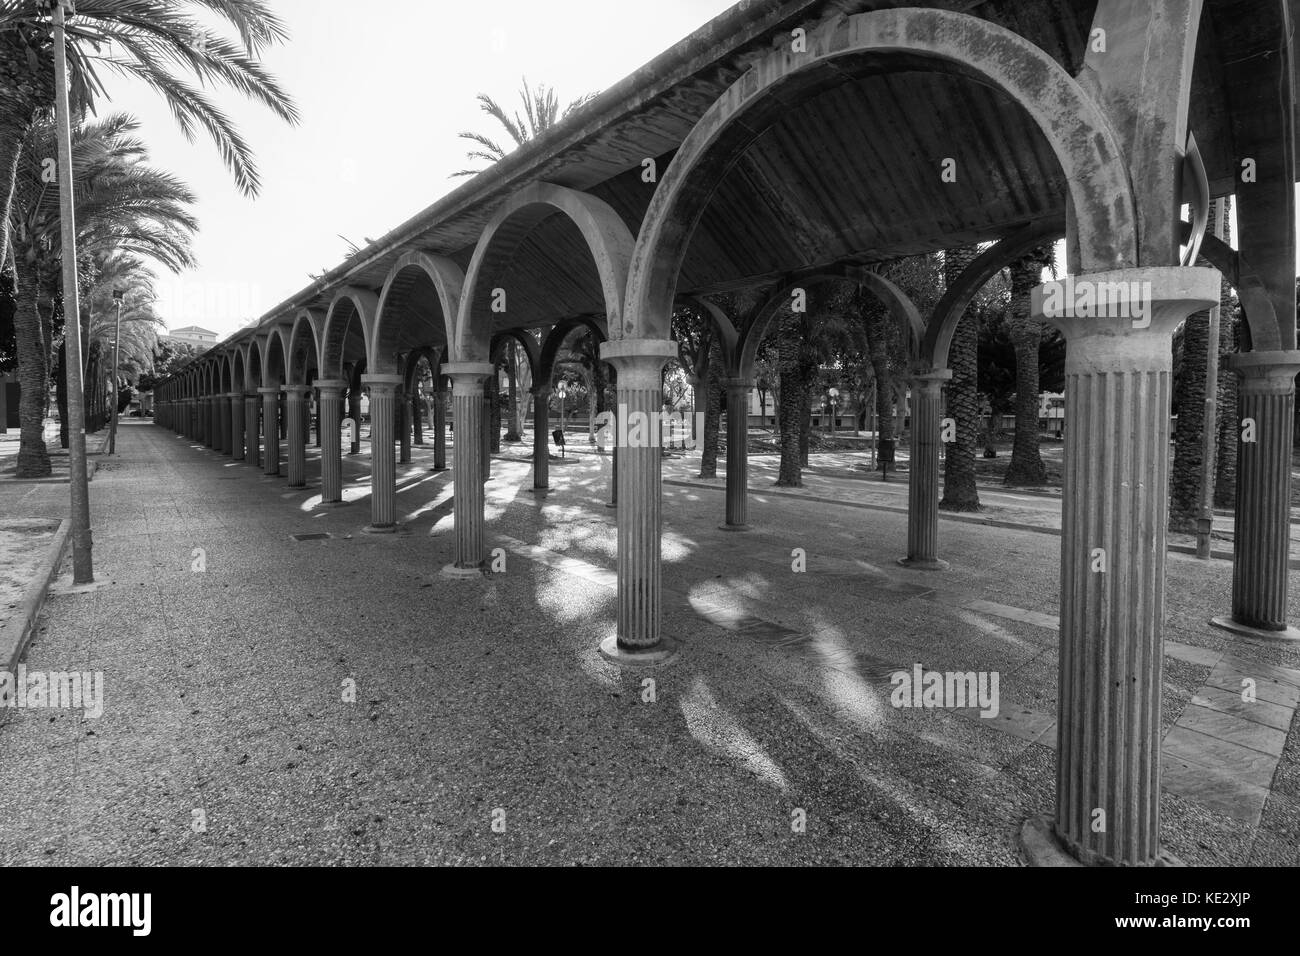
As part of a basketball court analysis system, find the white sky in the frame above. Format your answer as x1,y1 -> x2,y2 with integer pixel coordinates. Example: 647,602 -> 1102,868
97,1 -> 1291,340
100,0 -> 736,339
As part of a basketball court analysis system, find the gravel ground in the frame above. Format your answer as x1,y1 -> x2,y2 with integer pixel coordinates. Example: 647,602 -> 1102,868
0,420 -> 1295,866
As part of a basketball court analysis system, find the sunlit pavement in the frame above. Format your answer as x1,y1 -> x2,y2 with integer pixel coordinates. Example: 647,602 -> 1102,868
0,420 -> 1297,865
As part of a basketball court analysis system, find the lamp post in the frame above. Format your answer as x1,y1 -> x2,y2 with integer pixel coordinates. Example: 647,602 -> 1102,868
556,379 -> 568,437
48,0 -> 93,583
107,288 -> 123,454
826,386 -> 839,436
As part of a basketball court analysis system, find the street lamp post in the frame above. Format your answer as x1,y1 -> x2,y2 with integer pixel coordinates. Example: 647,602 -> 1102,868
556,380 -> 567,437
827,387 -> 839,436
107,288 -> 123,455
49,0 -> 93,583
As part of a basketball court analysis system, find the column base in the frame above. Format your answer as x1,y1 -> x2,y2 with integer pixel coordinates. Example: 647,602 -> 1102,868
718,523 -> 750,532
430,466 -> 449,472
530,487 -> 549,495
898,556 -> 949,571
1209,616 -> 1300,643
362,523 -> 398,535
1018,815 -> 1182,867
598,635 -> 680,667
315,500 -> 350,509
441,563 -> 485,579
604,501 -> 617,510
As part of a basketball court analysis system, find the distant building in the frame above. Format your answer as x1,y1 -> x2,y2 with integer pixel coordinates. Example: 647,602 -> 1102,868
160,325 -> 219,349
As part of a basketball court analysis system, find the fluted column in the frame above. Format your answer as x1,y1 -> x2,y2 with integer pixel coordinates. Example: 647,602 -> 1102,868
432,383 -> 447,471
481,392 -> 491,481
284,385 -> 309,488
314,380 -> 345,506
398,386 -> 411,464
442,364 -> 494,575
259,386 -> 280,476
1211,351 -> 1300,639
244,393 -> 260,466
899,368 -> 952,570
362,374 -> 402,533
531,386 -> 550,492
218,393 -> 232,455
412,389 -> 424,445
230,393 -> 244,461
347,384 -> 361,456
721,378 -> 753,530
1025,267 -> 1219,866
599,339 -> 679,663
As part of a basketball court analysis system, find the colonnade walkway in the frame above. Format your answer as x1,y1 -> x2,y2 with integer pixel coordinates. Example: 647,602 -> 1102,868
1,420 -> 1297,865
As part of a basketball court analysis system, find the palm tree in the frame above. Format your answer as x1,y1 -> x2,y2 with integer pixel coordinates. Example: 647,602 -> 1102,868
9,112 -> 196,474
1171,198 -> 1234,528
453,77 -> 597,177
1,0 -> 297,266
940,245 -> 982,512
1003,244 -> 1055,486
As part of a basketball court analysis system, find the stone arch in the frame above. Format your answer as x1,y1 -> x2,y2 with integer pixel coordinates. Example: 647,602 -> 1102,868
455,182 -> 634,363
682,296 -> 739,377
262,324 -> 290,386
288,309 -> 324,385
232,349 -> 246,392
490,328 -> 541,381
373,251 -> 462,374
322,287 -> 377,379
403,345 -> 443,393
736,273 -> 881,381
538,316 -> 608,386
218,352 -> 233,392
625,8 -> 1137,341
244,338 -> 263,391
1179,223 -> 1280,352
922,219 -> 1065,367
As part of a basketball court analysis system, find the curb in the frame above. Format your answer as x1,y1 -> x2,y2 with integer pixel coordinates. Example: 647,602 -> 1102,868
0,517 -> 71,673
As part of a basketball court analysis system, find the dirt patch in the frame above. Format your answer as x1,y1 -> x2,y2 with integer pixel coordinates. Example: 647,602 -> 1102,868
0,519 -> 61,629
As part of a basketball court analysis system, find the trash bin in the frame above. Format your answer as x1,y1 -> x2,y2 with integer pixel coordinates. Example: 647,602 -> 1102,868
552,427 -> 566,457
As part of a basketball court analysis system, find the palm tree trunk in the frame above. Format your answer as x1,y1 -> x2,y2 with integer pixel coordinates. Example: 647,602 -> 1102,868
13,256 -> 51,476
504,350 -> 521,441
1169,200 -> 1232,530
698,337 -> 722,478
1213,198 -> 1238,508
55,341 -> 68,448
940,245 -> 982,511
1004,251 -> 1050,486
776,311 -> 804,486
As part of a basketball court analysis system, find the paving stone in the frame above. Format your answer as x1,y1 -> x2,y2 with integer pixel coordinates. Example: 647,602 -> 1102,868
1190,685 -> 1295,732
1176,704 -> 1289,757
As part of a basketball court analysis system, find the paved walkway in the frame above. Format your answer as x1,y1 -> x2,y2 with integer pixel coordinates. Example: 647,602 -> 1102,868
0,421 -> 1297,864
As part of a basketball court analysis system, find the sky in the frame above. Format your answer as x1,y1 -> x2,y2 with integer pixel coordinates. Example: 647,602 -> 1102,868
99,0 -> 737,339
97,1 -> 1288,341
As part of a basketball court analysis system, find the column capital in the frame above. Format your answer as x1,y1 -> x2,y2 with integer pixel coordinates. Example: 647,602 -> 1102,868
907,366 -> 952,393
722,377 -> 755,391
529,384 -> 551,398
360,373 -> 403,388
282,384 -> 311,400
441,362 -> 494,383
1031,267 -> 1221,366
599,338 -> 677,389
314,378 -> 347,393
257,386 -> 280,396
1228,350 -> 1300,393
